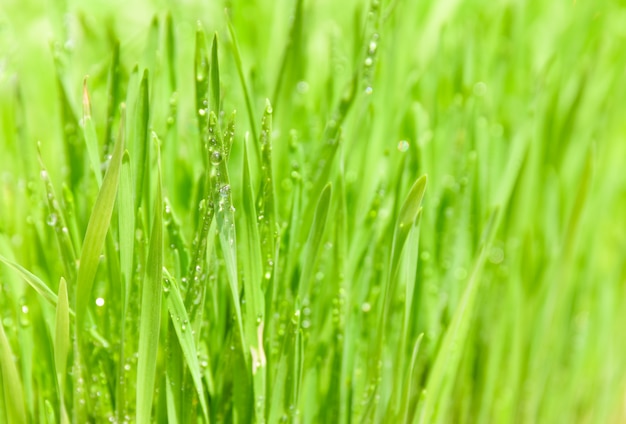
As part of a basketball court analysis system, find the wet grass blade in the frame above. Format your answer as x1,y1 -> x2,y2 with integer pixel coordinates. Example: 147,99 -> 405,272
75,106 -> 125,330
54,277 -> 70,424
0,256 -> 60,309
297,184 -> 332,300
162,269 -> 209,421
242,141 -> 267,421
136,141 -> 164,423
82,78 -> 103,187
0,319 -> 27,424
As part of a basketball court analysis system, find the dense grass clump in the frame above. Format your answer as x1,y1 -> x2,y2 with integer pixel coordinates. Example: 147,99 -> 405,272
1,0 -> 626,422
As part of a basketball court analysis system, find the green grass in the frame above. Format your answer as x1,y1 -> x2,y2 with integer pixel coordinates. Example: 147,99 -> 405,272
1,0 -> 626,422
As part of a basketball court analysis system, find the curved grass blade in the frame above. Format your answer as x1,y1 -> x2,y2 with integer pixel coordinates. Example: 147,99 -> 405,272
380,175 -> 428,332
82,78 -> 103,187
297,183 -> 332,300
136,139 -> 164,423
242,141 -> 267,421
258,100 -> 277,284
162,269 -> 209,421
0,319 -> 27,424
55,277 -> 70,424
0,256 -> 63,311
226,19 -> 260,160
75,107 -> 125,330
210,33 -> 220,114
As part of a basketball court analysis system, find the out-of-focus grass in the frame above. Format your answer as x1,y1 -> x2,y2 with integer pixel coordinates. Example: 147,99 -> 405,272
1,0 -> 626,422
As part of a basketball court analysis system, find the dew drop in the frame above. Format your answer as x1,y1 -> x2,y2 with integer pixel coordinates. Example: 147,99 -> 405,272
95,297 -> 105,307
198,108 -> 207,116
364,86 -> 373,95
210,151 -> 222,165
47,213 -> 58,226
397,140 -> 409,152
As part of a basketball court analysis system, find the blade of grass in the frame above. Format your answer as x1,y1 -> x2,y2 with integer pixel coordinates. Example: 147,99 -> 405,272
136,138 -> 164,423
297,184 -> 332,300
162,269 -> 209,421
0,318 -> 27,424
54,277 -> 70,424
75,104 -> 125,330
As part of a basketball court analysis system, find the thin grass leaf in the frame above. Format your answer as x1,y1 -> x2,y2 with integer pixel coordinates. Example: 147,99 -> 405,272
54,277 -> 70,424
75,107 -> 125,329
226,20 -> 260,160
298,184 -> 332,300
210,33 -> 220,114
162,269 -> 209,421
242,141 -> 267,421
136,139 -> 164,423
82,78 -> 103,187
0,255 -> 60,309
0,319 -> 27,424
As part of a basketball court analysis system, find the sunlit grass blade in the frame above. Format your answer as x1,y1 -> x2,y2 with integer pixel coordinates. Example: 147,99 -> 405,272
54,277 -> 70,424
297,184 -> 332,300
0,255 -> 60,309
226,19 -> 259,159
162,269 -> 209,421
0,318 -> 27,424
241,141 -> 267,421
136,140 -> 164,423
82,78 -> 103,187
75,104 -> 125,329
210,33 -> 220,114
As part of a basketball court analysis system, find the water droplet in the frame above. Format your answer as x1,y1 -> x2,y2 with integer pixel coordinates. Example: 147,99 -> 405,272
368,41 -> 377,54
95,297 -> 105,307
198,108 -> 207,116
364,86 -> 373,95
219,184 -> 231,197
264,272 -> 271,280
21,305 -> 29,314
397,140 -> 409,152
302,320 -> 311,329
361,302 -> 371,312
47,213 -> 58,226
40,170 -> 49,180
364,57 -> 373,67
296,81 -> 309,94
210,151 -> 222,165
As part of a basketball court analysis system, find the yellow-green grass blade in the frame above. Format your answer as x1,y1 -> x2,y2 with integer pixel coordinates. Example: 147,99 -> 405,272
0,319 -> 27,424
242,141 -> 267,421
297,184 -> 332,300
136,141 -> 164,423
75,103 -> 125,331
54,277 -> 70,424
162,269 -> 209,422
82,78 -> 103,187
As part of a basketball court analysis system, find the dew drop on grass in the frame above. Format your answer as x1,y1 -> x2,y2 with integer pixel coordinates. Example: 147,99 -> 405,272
210,151 -> 222,165
95,297 -> 105,307
296,81 -> 309,93
361,302 -> 371,312
397,140 -> 410,152
364,57 -> 373,67
364,86 -> 373,95
219,184 -> 231,197
198,108 -> 207,116
40,170 -> 48,180
46,213 -> 58,226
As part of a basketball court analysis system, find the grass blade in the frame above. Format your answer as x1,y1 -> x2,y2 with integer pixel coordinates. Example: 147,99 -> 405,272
298,183 -> 332,300
54,277 -> 70,424
136,140 -> 164,422
0,319 -> 27,424
75,106 -> 125,329
162,269 -> 209,421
